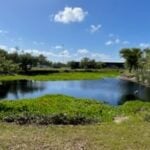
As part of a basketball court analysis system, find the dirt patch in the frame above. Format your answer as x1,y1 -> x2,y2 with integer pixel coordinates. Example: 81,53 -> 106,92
114,116 -> 129,124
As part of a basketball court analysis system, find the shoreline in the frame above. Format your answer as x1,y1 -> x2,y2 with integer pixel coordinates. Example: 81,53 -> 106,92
118,75 -> 150,87
118,75 -> 136,82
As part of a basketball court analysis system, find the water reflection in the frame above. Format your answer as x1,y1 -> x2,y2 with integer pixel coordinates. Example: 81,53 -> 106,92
0,79 -> 150,105
0,80 -> 45,99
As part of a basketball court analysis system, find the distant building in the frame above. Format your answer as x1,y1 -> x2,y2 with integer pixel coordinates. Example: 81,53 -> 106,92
103,62 -> 125,69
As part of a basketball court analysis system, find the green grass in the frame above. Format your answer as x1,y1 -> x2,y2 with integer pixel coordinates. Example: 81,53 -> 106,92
0,95 -> 150,123
0,71 -> 120,81
0,95 -> 113,123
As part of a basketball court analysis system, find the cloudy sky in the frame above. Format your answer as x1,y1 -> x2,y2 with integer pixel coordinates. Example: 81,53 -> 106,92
0,0 -> 150,62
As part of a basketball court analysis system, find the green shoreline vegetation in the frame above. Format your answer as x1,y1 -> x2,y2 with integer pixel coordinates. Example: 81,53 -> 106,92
0,95 -> 150,125
0,70 -> 120,81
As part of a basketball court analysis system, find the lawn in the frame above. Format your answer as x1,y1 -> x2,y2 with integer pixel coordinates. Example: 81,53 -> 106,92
0,122 -> 150,149
0,70 -> 120,81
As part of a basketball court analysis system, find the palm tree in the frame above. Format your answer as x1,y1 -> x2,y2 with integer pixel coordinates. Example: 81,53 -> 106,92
120,48 -> 142,72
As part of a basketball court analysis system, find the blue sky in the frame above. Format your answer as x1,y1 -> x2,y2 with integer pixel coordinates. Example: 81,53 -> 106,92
0,0 -> 150,62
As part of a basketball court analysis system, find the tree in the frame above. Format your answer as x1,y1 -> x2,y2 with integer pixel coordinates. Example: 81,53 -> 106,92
19,53 -> 38,72
135,48 -> 150,85
141,48 -> 150,70
52,62 -> 66,68
80,57 -> 98,69
88,59 -> 97,69
0,56 -> 19,74
0,49 -> 7,57
8,52 -> 20,64
96,62 -> 105,69
120,48 -> 142,72
0,48 -> 52,73
37,54 -> 52,67
68,61 -> 80,69
80,57 -> 90,69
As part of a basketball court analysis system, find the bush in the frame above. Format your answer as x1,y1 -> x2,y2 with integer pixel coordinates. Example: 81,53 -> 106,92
3,113 -> 97,125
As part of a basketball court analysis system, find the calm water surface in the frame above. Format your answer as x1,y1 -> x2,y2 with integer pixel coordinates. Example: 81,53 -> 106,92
0,78 -> 150,105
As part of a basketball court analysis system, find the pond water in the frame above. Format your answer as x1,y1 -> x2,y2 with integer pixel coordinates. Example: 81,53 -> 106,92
0,78 -> 150,105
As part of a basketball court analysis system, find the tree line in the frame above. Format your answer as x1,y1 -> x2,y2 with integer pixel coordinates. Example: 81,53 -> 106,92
0,48 -> 106,74
0,48 -> 51,73
3,46 -> 149,75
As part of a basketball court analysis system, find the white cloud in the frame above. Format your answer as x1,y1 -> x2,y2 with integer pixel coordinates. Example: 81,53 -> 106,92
53,7 -> 88,24
0,44 -> 112,62
75,48 -> 112,62
105,34 -> 121,46
105,34 -> 129,46
139,43 -> 150,48
90,53 -> 111,61
105,38 -> 120,46
105,40 -> 113,46
77,49 -> 89,54
9,47 -> 17,53
59,49 -> 70,57
0,45 -> 7,49
53,45 -> 64,49
90,24 -> 102,33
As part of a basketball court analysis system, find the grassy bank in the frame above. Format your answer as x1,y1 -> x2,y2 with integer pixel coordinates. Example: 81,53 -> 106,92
0,95 -> 112,124
0,70 -> 120,81
0,122 -> 150,149
0,95 -> 149,149
0,95 -> 150,125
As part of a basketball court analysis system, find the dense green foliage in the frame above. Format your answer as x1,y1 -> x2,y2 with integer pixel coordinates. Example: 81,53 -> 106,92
0,95 -> 112,124
120,47 -> 150,86
120,48 -> 142,72
135,49 -> 150,85
0,55 -> 19,74
0,48 -> 51,73
0,95 -> 149,125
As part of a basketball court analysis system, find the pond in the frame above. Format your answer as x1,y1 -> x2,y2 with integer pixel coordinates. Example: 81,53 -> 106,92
0,78 -> 150,105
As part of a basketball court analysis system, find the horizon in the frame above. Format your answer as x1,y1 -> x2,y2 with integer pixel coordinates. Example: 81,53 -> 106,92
0,0 -> 150,62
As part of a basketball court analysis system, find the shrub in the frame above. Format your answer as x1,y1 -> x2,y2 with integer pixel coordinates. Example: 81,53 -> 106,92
3,113 -> 97,125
